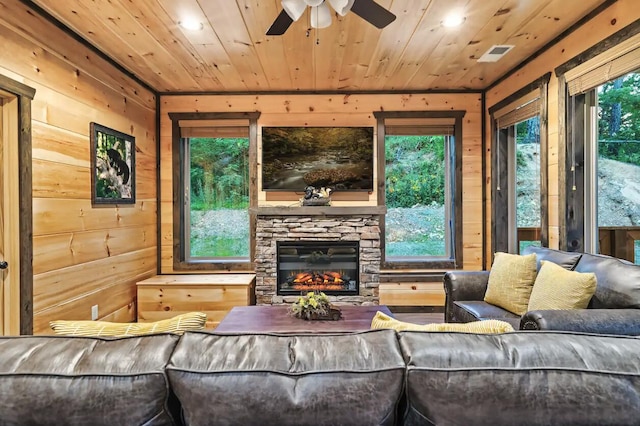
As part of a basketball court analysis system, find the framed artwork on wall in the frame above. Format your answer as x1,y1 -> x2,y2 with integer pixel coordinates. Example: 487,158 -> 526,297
90,122 -> 136,205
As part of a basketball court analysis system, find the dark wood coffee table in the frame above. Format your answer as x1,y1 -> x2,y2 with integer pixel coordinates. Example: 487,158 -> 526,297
215,305 -> 393,333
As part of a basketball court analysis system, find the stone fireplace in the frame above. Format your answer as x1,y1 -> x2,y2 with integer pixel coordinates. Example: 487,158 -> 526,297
254,206 -> 385,305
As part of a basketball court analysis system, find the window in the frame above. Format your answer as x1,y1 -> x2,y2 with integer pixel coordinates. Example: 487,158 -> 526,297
515,116 -> 542,252
490,74 -> 549,254
595,72 -> 640,263
573,72 -> 640,263
559,26 -> 640,259
374,111 -> 464,269
169,112 -> 259,270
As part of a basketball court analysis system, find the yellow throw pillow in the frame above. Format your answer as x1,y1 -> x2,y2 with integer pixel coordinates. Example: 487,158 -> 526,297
370,311 -> 514,333
50,312 -> 207,337
484,252 -> 537,315
528,260 -> 597,310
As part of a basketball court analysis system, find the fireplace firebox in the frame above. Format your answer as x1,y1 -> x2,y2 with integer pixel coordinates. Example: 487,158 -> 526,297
276,241 -> 359,296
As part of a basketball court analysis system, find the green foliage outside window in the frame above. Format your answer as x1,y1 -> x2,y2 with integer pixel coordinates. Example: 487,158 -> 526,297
188,137 -> 249,258
598,73 -> 640,165
385,135 -> 445,208
189,137 -> 249,210
385,135 -> 447,257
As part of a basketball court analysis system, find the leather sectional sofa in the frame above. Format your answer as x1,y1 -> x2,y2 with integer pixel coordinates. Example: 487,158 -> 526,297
1,329 -> 640,425
444,246 -> 640,335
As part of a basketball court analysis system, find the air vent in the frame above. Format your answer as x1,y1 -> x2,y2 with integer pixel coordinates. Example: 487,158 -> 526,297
477,45 -> 514,62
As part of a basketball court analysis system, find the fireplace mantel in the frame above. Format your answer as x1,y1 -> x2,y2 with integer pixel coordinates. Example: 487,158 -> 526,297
252,206 -> 386,216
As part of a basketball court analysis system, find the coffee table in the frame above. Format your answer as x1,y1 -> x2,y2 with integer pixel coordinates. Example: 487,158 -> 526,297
215,305 -> 393,333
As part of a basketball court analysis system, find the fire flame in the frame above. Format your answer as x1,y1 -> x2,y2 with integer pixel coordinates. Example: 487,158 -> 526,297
290,271 -> 345,291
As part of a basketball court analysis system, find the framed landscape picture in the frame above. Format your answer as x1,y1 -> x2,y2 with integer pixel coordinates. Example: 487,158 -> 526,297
90,122 -> 136,205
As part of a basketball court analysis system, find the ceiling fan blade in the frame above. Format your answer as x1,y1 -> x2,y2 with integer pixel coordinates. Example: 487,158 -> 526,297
350,0 -> 396,29
266,9 -> 294,35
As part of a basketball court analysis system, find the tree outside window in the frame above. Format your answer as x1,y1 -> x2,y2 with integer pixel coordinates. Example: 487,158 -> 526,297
187,137 -> 250,259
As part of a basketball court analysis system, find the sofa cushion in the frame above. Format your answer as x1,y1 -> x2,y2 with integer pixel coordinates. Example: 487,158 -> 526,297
371,311 -> 514,333
484,252 -> 537,315
575,253 -> 640,308
0,334 -> 180,426
49,312 -> 207,337
167,330 -> 405,426
522,246 -> 583,271
398,331 -> 640,426
528,260 -> 597,310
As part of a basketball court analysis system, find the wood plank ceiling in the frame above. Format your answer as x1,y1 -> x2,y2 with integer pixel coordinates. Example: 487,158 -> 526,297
30,0 -> 608,93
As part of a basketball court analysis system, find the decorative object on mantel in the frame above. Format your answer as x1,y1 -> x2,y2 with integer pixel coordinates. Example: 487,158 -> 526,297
300,186 -> 332,206
289,292 -> 342,321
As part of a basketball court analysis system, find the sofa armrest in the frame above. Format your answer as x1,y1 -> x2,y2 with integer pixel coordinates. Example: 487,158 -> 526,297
521,309 -> 640,335
443,271 -> 490,322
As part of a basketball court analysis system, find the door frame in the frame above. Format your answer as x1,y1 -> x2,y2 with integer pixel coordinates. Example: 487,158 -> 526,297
0,74 -> 35,335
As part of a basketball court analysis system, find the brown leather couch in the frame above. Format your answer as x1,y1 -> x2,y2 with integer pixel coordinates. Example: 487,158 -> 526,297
444,246 -> 640,334
1,329 -> 640,425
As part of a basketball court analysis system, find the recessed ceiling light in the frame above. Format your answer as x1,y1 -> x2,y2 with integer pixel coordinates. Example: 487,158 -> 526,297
179,18 -> 203,31
442,12 -> 465,28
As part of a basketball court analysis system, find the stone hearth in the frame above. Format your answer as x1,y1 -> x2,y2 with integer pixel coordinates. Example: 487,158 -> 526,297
253,206 -> 385,305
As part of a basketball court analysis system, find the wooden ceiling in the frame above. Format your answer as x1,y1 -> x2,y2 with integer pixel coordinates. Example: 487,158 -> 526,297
30,0 -> 608,93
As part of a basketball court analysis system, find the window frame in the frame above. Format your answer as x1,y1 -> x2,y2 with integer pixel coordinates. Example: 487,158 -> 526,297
169,111 -> 260,271
489,73 -> 550,254
556,20 -> 640,252
373,110 -> 464,270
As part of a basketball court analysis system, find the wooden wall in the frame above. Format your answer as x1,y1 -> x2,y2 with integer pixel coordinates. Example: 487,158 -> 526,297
160,93 -> 483,273
484,0 -> 640,267
0,0 -> 157,334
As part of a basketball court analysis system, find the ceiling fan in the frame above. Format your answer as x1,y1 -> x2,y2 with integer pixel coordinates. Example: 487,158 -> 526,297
266,0 -> 396,36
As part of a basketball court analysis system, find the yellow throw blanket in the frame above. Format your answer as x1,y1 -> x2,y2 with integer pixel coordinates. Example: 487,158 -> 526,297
371,311 -> 514,333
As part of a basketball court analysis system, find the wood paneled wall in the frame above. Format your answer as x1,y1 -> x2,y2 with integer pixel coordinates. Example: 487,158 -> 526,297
484,0 -> 640,267
160,93 -> 483,273
0,0 -> 157,334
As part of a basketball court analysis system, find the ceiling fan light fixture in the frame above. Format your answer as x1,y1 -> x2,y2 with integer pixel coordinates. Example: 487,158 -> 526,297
282,0 -> 307,21
328,0 -> 355,16
311,3 -> 332,28
304,0 -> 324,6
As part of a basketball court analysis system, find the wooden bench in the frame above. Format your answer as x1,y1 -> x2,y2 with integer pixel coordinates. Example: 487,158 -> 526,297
379,272 -> 446,307
136,274 -> 255,329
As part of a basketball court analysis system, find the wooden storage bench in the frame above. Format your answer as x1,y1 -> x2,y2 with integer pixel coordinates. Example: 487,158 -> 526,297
136,274 -> 256,329
379,272 -> 446,307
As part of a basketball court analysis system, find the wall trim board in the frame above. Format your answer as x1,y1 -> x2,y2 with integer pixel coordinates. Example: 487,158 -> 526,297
155,95 -> 161,274
481,91 -> 487,269
0,74 -> 35,99
160,89 -> 483,97
373,111 -> 467,120
168,112 -> 261,121
18,95 -> 33,335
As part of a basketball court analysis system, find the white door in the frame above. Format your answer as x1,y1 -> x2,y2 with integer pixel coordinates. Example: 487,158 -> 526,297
0,93 -> 20,335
